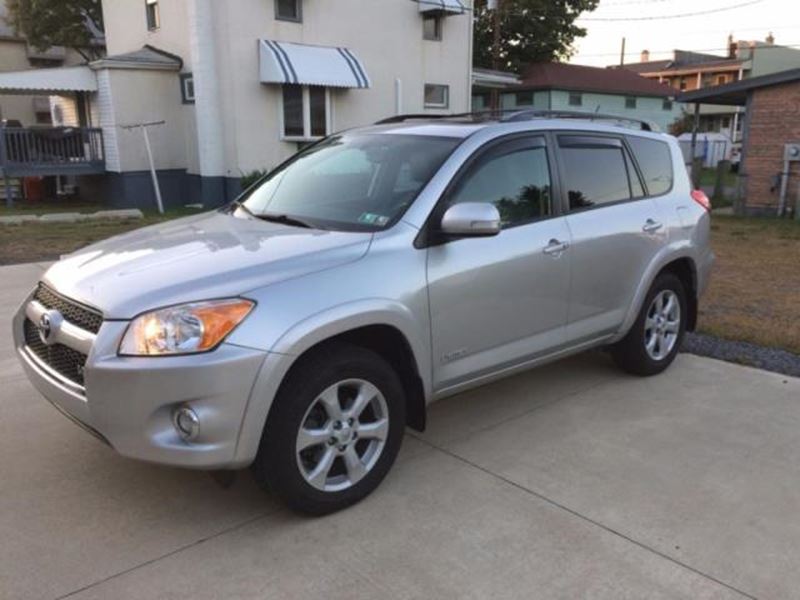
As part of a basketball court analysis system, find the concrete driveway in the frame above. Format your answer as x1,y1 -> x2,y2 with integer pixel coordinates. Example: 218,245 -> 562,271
2,262 -> 799,600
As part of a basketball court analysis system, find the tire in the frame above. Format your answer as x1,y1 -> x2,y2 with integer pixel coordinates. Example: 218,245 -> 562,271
251,342 -> 406,515
611,272 -> 687,376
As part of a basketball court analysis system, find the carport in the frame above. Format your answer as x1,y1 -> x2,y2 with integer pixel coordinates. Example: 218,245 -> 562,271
678,67 -> 800,218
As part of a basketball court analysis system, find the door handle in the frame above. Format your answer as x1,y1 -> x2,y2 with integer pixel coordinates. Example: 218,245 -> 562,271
642,219 -> 663,234
543,239 -> 569,256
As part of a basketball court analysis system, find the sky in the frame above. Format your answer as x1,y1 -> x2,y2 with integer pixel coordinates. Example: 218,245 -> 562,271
570,0 -> 800,67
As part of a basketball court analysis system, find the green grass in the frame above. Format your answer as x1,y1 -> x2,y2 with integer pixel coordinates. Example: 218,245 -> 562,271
0,206 -> 204,266
698,167 -> 738,188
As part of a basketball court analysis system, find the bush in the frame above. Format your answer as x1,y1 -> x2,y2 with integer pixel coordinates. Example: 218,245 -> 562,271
240,169 -> 268,191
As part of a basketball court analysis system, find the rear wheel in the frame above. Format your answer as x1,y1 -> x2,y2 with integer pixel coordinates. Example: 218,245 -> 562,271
251,343 -> 405,515
611,273 -> 687,376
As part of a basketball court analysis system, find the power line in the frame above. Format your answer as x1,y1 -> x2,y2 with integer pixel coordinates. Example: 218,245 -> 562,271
580,0 -> 766,21
575,42 -> 800,58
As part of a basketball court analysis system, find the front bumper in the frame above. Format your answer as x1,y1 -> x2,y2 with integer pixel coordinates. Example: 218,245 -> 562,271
13,293 -> 269,469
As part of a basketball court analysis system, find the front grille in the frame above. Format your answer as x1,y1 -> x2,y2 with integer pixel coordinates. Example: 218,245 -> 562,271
33,283 -> 103,334
23,318 -> 87,387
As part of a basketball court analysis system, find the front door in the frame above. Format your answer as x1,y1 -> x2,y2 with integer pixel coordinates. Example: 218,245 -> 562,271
426,136 -> 572,391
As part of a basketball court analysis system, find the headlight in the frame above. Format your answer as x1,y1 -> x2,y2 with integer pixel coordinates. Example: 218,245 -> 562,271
119,299 -> 255,356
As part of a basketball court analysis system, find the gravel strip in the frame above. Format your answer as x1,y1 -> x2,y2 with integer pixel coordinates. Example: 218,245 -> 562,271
682,332 -> 800,378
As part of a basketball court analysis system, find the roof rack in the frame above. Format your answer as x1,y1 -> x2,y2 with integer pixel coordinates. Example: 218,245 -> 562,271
501,109 -> 658,132
375,109 -> 659,132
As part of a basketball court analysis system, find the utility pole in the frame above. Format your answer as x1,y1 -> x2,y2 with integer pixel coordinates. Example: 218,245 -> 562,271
620,37 -> 626,66
121,121 -> 166,214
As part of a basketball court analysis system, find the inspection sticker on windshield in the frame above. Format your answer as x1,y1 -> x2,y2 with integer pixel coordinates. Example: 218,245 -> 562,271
358,212 -> 389,226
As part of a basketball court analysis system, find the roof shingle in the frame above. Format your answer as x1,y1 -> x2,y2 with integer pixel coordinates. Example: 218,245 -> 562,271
516,62 -> 675,98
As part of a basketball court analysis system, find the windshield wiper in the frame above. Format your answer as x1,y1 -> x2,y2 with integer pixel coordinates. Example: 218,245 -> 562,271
257,212 -> 317,229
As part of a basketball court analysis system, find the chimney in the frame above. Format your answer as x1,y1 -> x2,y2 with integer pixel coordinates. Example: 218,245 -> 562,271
766,32 -> 775,44
640,49 -> 650,63
728,34 -> 737,58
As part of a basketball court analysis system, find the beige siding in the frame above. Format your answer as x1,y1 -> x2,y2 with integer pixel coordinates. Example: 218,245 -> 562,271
107,68 -> 188,172
96,69 -> 121,171
99,0 -> 472,177
101,0 -> 192,68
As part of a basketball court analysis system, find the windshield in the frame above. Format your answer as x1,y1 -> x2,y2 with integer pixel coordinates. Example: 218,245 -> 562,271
236,133 -> 460,231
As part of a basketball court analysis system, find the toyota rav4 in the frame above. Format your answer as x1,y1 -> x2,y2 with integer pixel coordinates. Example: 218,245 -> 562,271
13,112 -> 713,514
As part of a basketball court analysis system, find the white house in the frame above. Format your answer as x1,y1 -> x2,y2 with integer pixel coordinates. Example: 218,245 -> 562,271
0,0 -> 473,208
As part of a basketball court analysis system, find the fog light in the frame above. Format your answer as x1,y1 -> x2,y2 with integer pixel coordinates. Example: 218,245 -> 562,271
173,406 -> 200,441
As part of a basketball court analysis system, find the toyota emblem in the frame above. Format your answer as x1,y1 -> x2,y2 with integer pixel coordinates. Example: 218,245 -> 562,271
37,310 -> 62,346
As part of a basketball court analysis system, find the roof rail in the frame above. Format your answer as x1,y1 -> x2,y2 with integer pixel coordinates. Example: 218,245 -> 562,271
375,109 -> 659,132
374,112 -> 474,125
501,109 -> 658,132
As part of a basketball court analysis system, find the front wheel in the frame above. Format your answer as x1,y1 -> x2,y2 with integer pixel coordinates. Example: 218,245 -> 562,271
251,343 -> 406,515
611,272 -> 687,376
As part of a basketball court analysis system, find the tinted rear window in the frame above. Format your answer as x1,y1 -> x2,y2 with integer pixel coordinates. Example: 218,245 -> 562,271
627,137 -> 673,196
559,144 -> 632,210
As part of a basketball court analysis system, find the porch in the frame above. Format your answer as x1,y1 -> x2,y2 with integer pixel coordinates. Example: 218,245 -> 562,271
0,65 -> 105,206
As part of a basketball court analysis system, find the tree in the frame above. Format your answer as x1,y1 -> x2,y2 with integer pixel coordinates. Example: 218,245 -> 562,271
473,0 -> 599,74
5,0 -> 104,61
668,110 -> 695,136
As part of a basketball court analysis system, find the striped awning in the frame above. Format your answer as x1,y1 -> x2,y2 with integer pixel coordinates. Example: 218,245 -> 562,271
418,0 -> 466,14
259,40 -> 370,89
0,66 -> 97,95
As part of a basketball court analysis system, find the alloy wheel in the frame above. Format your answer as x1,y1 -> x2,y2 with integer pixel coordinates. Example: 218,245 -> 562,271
644,289 -> 681,361
295,378 -> 389,492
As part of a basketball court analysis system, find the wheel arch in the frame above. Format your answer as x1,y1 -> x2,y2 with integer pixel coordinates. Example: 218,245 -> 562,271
615,248 -> 700,342
233,303 -> 431,465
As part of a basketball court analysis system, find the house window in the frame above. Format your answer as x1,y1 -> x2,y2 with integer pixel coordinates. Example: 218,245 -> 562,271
568,92 -> 582,107
180,74 -> 195,104
281,85 -> 330,140
515,91 -> 534,106
716,75 -> 727,86
424,84 -> 449,108
625,96 -> 637,109
275,0 -> 302,22
145,0 -> 160,31
423,14 -> 442,41
662,99 -> 673,111
679,78 -> 687,91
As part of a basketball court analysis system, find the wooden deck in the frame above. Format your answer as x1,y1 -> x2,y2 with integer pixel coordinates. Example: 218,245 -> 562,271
0,126 -> 105,178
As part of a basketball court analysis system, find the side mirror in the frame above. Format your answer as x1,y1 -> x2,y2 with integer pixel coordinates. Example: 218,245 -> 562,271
439,202 -> 501,237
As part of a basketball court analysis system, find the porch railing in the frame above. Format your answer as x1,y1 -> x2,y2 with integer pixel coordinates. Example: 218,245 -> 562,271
0,126 -> 105,177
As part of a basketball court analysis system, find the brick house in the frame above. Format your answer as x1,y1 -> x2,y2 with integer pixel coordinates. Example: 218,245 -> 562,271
678,68 -> 800,217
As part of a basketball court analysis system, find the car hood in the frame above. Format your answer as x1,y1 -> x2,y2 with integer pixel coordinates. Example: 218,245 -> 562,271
42,211 -> 373,319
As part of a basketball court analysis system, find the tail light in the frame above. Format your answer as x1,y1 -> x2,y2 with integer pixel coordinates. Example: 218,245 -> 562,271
691,190 -> 711,211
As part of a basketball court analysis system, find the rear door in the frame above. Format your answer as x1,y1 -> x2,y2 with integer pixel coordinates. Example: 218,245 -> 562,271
555,133 -> 667,344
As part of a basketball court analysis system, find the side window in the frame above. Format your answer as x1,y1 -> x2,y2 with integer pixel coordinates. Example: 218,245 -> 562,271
627,137 -> 674,196
448,142 -> 551,227
559,136 -> 632,210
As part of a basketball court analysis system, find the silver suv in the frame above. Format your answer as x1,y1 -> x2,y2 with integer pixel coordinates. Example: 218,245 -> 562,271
13,113 -> 713,514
